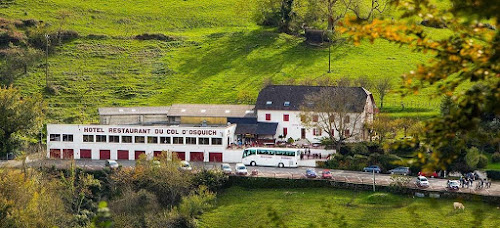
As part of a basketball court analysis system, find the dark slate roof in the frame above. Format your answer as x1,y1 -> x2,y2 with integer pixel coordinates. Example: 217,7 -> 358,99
256,122 -> 278,135
255,85 -> 369,112
235,122 -> 278,135
227,117 -> 257,125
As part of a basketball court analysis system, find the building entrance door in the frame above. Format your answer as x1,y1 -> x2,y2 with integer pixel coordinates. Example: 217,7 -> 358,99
301,128 -> 306,139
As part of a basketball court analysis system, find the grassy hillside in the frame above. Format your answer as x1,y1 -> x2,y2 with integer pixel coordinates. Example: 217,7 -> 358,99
2,0 -> 444,123
199,187 -> 500,227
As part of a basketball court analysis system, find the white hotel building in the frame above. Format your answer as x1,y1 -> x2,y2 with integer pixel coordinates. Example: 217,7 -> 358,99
47,85 -> 376,163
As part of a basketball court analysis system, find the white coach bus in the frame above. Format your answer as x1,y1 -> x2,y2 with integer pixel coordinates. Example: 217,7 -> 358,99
241,147 -> 303,168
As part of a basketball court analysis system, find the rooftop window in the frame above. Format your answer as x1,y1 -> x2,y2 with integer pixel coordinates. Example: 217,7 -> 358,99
266,101 -> 272,105
284,101 -> 290,107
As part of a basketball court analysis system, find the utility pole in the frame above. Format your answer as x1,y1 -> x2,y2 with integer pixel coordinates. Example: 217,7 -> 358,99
45,34 -> 50,88
373,169 -> 376,192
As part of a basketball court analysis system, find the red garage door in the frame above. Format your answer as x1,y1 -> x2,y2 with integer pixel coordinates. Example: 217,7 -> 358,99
190,152 -> 204,162
209,153 -> 223,162
173,152 -> 185,161
154,151 -> 163,158
63,149 -> 74,159
50,149 -> 61,159
117,150 -> 129,160
100,150 -> 110,160
135,151 -> 146,160
80,149 -> 92,159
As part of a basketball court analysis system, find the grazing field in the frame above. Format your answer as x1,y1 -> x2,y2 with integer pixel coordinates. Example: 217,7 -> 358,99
198,187 -> 500,228
2,0 -> 446,122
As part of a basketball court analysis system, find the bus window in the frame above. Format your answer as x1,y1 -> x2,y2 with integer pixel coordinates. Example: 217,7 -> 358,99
250,149 -> 256,155
243,149 -> 249,158
275,150 -> 283,156
268,150 -> 274,155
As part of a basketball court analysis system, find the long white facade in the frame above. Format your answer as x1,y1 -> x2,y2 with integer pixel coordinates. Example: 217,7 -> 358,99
46,124 -> 244,162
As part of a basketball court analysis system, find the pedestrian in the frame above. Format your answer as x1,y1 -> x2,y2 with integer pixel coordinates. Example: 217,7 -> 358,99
459,176 -> 464,188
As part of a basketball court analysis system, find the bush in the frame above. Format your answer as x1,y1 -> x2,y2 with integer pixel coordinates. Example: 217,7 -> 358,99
368,153 -> 403,171
477,154 -> 488,169
486,170 -> 500,181
178,186 -> 216,218
351,143 -> 370,156
492,152 -> 500,163
134,33 -> 177,42
191,169 -> 228,192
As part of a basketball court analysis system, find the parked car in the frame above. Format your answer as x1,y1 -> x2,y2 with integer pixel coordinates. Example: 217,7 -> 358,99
389,167 -> 410,175
321,170 -> 333,179
363,165 -> 381,173
446,180 -> 460,191
105,160 -> 119,169
305,169 -> 317,178
179,161 -> 192,171
415,176 -> 430,188
235,163 -> 248,175
417,171 -> 438,178
221,163 -> 232,174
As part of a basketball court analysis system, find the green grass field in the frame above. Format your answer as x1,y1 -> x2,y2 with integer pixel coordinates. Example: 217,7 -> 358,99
198,187 -> 500,228
2,0 -> 446,123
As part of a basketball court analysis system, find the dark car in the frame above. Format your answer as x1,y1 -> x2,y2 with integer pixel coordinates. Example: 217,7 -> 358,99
363,165 -> 381,173
389,167 -> 411,175
305,169 -> 317,178
321,170 -> 333,179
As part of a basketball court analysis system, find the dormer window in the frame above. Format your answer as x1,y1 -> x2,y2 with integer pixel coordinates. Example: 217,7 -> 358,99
284,101 -> 290,107
266,101 -> 272,105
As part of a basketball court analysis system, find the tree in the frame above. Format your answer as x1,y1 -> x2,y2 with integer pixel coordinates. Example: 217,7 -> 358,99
340,0 -> 499,169
394,118 -> 417,138
0,86 -> 45,159
0,47 -> 42,86
373,77 -> 392,110
367,113 -> 396,144
300,87 -> 364,152
465,147 -> 480,170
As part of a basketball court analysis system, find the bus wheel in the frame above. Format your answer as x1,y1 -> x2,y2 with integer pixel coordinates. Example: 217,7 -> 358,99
278,163 -> 284,168
250,161 -> 256,166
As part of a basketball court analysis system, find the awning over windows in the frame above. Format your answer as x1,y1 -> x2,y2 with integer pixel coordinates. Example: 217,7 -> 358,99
235,122 -> 277,135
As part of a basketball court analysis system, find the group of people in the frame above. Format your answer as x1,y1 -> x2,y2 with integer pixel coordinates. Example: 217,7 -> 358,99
300,149 -> 325,160
459,172 -> 491,190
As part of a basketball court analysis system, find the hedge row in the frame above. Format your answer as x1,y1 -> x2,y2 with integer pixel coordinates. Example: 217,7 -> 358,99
228,176 -> 500,204
486,170 -> 500,180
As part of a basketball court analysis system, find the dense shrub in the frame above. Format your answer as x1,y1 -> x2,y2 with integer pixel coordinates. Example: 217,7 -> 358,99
368,153 -> 403,171
191,169 -> 228,192
351,143 -> 370,156
134,33 -> 177,42
486,170 -> 500,180
477,154 -> 488,169
492,152 -> 500,163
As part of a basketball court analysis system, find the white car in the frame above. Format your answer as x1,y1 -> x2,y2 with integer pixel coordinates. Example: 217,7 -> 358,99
221,163 -> 232,174
179,161 -> 192,171
235,163 -> 248,176
105,160 -> 119,169
416,176 -> 429,188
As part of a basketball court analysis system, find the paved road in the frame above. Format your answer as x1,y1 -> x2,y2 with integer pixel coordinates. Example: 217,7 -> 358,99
3,159 -> 500,197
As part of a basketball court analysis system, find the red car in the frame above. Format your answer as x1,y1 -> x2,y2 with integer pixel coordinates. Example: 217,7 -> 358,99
417,171 -> 438,178
321,170 -> 333,179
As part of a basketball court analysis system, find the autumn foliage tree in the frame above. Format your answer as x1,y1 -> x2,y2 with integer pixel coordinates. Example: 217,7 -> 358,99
339,0 -> 499,170
0,86 -> 45,158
